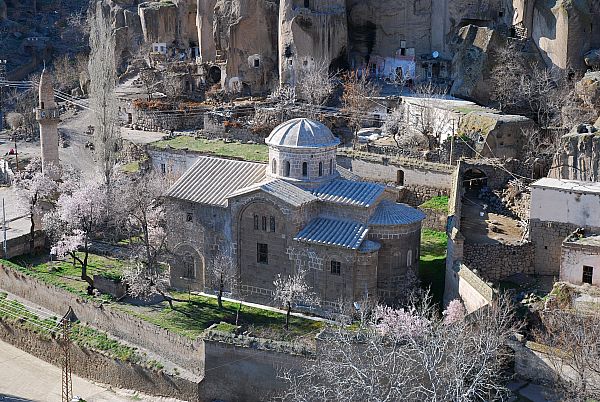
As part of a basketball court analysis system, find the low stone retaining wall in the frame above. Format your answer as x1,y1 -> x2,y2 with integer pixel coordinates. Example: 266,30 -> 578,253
0,322 -> 201,400
0,264 -> 203,375
463,242 -> 535,281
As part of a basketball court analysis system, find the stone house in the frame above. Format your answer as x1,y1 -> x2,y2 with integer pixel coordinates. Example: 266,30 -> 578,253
561,230 -> 600,287
529,178 -> 600,277
165,118 -> 425,307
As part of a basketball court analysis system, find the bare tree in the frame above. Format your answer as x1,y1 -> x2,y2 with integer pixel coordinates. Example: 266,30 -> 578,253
53,54 -> 80,92
162,70 -> 183,102
139,68 -> 159,101
207,248 -> 238,309
295,61 -> 334,118
273,267 -> 319,329
5,113 -> 24,132
280,295 -> 521,401
536,309 -> 600,400
341,71 -> 380,147
88,3 -> 120,189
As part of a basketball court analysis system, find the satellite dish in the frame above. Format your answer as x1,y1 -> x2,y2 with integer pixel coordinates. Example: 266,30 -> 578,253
432,51 -> 440,59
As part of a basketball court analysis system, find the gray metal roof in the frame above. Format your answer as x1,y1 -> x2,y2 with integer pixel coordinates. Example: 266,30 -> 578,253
166,156 -> 266,207
337,166 -> 360,181
313,180 -> 385,208
228,179 -> 318,207
369,200 -> 426,226
294,217 -> 369,250
265,118 -> 340,149
358,240 -> 382,253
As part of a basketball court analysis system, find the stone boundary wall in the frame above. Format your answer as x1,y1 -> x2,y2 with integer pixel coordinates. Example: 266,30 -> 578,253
463,242 -> 535,281
0,264 -> 312,401
0,322 -> 201,401
0,264 -> 204,375
131,109 -> 205,132
1,230 -> 45,259
420,208 -> 448,232
446,263 -> 495,313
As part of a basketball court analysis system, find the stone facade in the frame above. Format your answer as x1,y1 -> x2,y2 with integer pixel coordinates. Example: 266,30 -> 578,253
165,119 -> 425,307
463,242 -> 535,281
561,235 -> 600,286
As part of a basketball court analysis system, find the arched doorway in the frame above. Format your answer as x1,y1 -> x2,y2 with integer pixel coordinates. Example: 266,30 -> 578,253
462,168 -> 488,193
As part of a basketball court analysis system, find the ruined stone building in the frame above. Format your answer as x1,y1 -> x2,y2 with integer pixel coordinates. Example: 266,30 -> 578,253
165,118 -> 425,306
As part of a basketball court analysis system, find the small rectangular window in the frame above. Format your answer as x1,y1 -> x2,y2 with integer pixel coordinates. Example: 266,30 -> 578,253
186,213 -> 193,222
160,163 -> 166,174
270,216 -> 276,233
257,243 -> 268,264
262,216 -> 267,231
331,261 -> 341,276
583,266 -> 594,284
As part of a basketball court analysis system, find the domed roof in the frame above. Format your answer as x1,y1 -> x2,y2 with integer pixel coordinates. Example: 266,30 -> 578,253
266,118 -> 340,149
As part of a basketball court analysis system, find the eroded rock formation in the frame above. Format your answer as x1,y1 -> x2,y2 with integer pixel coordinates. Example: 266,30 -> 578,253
549,123 -> 600,181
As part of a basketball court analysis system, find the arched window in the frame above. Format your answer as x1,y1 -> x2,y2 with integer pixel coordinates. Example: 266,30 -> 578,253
397,170 -> 405,186
329,159 -> 333,175
302,162 -> 308,177
270,216 -> 276,232
284,161 -> 291,177
407,250 -> 413,267
272,159 -> 277,175
318,162 -> 323,177
253,214 -> 259,230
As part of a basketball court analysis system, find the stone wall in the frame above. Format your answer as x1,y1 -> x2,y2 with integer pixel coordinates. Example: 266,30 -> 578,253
463,242 -> 534,281
528,220 -> 599,277
0,322 -> 201,401
0,230 -> 45,259
399,185 -> 449,207
445,261 -> 494,313
129,108 -> 205,132
0,263 -> 314,401
420,208 -> 448,232
0,264 -> 204,376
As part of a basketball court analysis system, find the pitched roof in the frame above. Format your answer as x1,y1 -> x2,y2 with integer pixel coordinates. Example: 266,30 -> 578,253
531,178 -> 600,195
166,156 -> 266,207
228,179 -> 317,207
337,166 -> 360,181
294,217 -> 369,250
369,200 -> 426,225
312,180 -> 385,208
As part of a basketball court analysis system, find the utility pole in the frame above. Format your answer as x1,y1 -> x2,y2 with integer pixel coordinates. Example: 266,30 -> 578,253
2,198 -> 6,258
0,60 -> 7,131
60,308 -> 73,402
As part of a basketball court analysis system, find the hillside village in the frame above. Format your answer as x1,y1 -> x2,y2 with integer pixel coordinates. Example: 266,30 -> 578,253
0,0 -> 600,401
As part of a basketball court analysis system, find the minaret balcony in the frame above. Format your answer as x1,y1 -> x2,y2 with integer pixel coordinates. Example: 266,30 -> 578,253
35,108 -> 60,121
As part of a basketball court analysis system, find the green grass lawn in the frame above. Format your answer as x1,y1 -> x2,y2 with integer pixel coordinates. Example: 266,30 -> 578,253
420,196 -> 450,213
116,292 -> 323,342
152,136 -> 269,163
420,229 -> 448,307
7,254 -> 125,298
4,256 -> 322,342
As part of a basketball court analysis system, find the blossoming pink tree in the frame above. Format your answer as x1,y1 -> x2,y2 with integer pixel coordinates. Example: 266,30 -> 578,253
273,267 -> 320,329
43,175 -> 107,295
14,158 -> 58,252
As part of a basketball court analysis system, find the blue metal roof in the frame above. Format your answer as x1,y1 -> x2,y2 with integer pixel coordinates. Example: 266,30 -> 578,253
294,217 -> 369,250
368,200 -> 426,225
312,180 -> 385,208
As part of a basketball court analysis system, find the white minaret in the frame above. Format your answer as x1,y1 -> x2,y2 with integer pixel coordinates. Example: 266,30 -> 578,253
36,68 -> 60,177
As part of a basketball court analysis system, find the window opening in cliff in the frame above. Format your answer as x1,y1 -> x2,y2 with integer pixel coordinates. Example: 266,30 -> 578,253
284,45 -> 293,59
208,66 -> 221,84
304,0 -> 309,8
463,168 -> 487,192
254,59 -> 260,68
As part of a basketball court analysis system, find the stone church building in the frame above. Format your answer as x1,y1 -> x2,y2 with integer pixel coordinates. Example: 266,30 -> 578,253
166,118 -> 425,307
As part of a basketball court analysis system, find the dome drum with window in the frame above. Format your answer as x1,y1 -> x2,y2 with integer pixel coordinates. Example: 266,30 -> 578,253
266,118 -> 340,187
